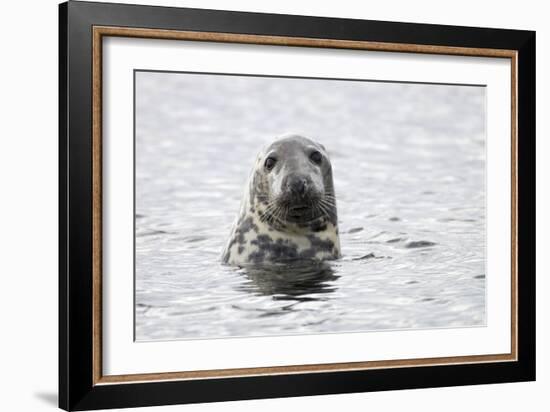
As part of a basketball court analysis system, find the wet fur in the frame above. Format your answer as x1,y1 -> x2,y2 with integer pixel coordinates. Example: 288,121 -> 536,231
222,134 -> 341,265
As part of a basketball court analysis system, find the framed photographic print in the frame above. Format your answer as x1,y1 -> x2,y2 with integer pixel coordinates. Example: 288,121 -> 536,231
59,1 -> 536,410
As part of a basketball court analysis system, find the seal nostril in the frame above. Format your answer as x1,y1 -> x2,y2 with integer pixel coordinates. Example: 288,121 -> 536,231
289,177 -> 307,195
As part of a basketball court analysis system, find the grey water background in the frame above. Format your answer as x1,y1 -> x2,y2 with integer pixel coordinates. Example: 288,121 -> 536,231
135,71 -> 486,341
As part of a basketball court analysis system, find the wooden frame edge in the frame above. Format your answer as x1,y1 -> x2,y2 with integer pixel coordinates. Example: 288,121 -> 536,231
93,26 -> 517,57
97,354 -> 515,385
511,52 -> 519,361
92,27 -> 103,385
91,25 -> 519,386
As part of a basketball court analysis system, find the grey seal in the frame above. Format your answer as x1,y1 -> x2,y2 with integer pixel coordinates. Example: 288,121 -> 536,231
222,134 -> 341,265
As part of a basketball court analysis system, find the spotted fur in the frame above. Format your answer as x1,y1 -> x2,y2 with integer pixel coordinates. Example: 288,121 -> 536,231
222,134 -> 341,265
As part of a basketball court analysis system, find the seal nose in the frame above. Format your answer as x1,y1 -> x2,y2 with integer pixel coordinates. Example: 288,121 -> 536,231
287,176 -> 308,196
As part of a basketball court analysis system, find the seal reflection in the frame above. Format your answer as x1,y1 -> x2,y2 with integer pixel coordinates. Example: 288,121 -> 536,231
236,261 -> 339,302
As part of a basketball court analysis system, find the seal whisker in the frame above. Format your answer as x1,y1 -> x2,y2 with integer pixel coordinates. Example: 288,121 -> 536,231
320,197 -> 336,206
262,202 -> 288,228
317,202 -> 331,218
319,197 -> 333,207
313,202 -> 326,220
320,200 -> 336,209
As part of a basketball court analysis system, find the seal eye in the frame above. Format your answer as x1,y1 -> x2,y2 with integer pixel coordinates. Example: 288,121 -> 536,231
264,157 -> 277,171
310,150 -> 323,165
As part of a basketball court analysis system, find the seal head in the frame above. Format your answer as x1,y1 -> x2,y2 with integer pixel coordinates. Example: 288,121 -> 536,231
222,134 -> 341,265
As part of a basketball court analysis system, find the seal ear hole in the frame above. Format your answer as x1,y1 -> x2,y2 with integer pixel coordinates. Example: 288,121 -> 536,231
310,150 -> 323,165
264,157 -> 277,171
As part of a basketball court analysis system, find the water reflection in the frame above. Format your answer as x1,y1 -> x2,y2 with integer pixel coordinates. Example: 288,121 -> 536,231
236,261 -> 339,302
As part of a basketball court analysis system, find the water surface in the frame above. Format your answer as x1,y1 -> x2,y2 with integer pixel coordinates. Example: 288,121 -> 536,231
135,71 -> 486,341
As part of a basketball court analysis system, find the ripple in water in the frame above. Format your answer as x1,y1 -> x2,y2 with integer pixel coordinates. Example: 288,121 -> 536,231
134,72 -> 486,341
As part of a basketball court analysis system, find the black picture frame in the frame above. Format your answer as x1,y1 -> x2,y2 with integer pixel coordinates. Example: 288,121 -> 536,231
59,1 -> 536,410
